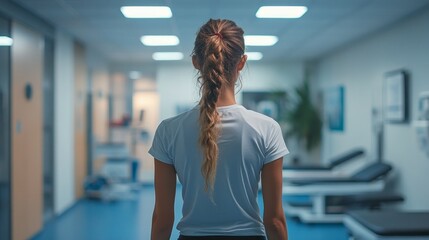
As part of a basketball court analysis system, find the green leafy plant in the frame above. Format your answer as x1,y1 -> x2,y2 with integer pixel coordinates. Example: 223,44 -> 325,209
285,81 -> 322,151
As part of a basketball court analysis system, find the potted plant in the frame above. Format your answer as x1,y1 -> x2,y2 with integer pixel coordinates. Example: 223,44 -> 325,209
284,80 -> 322,164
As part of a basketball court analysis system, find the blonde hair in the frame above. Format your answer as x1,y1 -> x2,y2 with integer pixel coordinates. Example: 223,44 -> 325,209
192,19 -> 245,194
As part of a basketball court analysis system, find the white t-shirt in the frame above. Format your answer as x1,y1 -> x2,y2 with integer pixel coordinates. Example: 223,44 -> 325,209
149,104 -> 289,236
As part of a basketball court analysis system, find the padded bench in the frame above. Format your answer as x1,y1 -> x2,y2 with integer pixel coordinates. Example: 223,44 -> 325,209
283,148 -> 365,171
288,162 -> 392,186
282,162 -> 394,223
286,192 -> 403,214
344,210 -> 429,240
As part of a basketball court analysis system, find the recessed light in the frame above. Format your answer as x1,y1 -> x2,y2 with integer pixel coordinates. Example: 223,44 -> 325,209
152,52 -> 183,61
245,52 -> 263,61
141,35 -> 179,46
256,6 -> 307,18
0,36 -> 13,46
244,35 -> 278,46
121,6 -> 172,18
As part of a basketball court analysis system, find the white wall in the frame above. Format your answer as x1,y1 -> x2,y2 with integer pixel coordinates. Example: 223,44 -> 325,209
314,8 -> 429,210
156,63 -> 200,121
241,62 -> 305,91
157,61 -> 305,120
54,31 -> 75,214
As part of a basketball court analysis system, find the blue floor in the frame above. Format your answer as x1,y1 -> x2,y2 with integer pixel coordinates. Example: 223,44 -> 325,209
32,185 -> 348,240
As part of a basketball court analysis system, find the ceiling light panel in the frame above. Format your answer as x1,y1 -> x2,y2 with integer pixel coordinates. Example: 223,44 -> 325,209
141,35 -> 179,46
245,52 -> 263,61
121,6 -> 172,18
152,52 -> 184,61
244,35 -> 278,46
0,36 -> 13,46
256,6 -> 308,18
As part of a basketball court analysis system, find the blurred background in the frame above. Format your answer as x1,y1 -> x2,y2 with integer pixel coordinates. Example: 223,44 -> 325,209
1,0 -> 429,239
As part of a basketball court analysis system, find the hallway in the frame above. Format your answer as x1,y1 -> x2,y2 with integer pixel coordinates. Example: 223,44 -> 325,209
3,1 -> 429,239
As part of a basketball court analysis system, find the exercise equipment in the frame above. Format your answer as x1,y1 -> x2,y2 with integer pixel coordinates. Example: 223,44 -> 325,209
344,210 -> 429,240
283,148 -> 366,181
283,162 -> 400,223
85,142 -> 140,201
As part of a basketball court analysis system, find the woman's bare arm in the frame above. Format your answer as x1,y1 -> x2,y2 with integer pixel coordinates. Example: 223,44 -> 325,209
151,159 -> 177,240
261,158 -> 288,240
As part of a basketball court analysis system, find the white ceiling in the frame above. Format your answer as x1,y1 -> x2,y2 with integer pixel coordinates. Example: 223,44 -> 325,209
13,0 -> 429,64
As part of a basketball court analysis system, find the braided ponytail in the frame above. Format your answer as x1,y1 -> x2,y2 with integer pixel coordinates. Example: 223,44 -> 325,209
193,19 -> 245,195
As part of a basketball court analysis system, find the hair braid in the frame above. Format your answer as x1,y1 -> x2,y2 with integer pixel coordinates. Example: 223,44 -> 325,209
193,19 -> 245,196
199,37 -> 225,193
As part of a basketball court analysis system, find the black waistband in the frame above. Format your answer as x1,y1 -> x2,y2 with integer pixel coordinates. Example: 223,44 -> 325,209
178,235 -> 266,240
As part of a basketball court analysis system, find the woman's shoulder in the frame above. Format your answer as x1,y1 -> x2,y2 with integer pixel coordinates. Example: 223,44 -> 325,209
241,107 -> 278,126
236,108 -> 280,139
160,105 -> 199,129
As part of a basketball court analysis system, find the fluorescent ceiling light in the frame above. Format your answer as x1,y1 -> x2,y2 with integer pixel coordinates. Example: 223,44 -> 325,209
245,52 -> 263,61
121,6 -> 172,18
152,52 -> 183,61
244,35 -> 278,46
256,6 -> 307,18
0,36 -> 13,46
141,35 -> 179,46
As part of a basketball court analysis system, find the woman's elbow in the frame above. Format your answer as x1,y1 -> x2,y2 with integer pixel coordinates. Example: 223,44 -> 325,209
265,217 -> 285,230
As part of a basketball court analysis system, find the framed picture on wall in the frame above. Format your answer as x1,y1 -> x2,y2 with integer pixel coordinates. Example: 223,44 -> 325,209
383,70 -> 408,123
324,86 -> 345,131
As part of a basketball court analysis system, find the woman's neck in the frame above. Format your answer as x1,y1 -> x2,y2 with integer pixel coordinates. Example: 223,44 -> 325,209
216,85 -> 236,107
